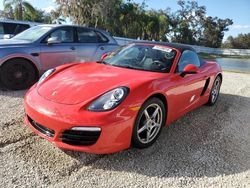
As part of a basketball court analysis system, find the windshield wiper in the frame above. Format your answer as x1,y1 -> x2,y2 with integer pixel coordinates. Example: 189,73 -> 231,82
114,65 -> 137,70
97,62 -> 137,70
97,60 -> 109,65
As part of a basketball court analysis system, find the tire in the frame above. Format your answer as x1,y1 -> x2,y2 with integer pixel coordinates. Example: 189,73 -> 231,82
207,76 -> 222,106
132,97 -> 166,149
0,59 -> 37,90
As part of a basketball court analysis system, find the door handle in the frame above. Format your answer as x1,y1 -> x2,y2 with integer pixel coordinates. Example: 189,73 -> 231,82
70,47 -> 76,50
100,46 -> 104,50
31,52 -> 39,57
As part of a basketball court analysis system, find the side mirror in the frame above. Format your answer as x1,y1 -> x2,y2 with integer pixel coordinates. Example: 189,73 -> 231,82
100,53 -> 109,61
47,37 -> 61,45
180,64 -> 198,77
3,34 -> 13,39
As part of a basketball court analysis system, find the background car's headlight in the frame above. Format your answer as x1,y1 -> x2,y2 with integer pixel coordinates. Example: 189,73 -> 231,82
88,87 -> 129,111
38,68 -> 55,84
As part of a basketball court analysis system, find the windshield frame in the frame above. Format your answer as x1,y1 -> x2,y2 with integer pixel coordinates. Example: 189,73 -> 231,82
101,43 -> 179,74
12,25 -> 53,42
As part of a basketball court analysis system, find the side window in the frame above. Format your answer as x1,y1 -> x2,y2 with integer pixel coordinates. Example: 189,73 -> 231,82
96,31 -> 109,43
15,24 -> 30,34
77,28 -> 98,43
0,23 -> 4,35
177,50 -> 200,72
48,27 -> 74,43
3,23 -> 18,34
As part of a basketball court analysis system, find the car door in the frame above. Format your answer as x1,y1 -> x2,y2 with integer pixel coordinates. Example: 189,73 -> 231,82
74,27 -> 99,62
169,50 -> 207,117
39,27 -> 77,71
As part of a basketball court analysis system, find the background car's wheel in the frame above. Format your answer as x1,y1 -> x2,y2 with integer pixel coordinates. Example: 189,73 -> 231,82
132,97 -> 166,148
207,76 -> 222,106
0,59 -> 37,90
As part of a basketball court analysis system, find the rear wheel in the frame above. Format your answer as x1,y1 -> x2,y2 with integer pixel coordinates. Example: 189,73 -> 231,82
207,76 -> 222,106
0,59 -> 37,90
132,98 -> 166,148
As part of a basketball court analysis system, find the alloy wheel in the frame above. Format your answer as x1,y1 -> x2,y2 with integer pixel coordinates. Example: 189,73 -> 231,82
211,77 -> 221,103
137,103 -> 163,144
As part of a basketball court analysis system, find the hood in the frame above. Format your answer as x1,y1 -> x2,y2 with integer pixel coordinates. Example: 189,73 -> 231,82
0,39 -> 32,47
37,63 -> 162,105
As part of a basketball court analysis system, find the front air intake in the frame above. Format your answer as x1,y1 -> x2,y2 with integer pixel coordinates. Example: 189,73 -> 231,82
27,116 -> 55,138
60,129 -> 101,146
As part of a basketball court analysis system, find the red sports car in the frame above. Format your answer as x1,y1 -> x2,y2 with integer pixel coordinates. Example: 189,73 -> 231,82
24,43 -> 222,154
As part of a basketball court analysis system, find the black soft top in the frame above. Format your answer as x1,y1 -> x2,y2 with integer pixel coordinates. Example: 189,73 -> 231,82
134,41 -> 196,53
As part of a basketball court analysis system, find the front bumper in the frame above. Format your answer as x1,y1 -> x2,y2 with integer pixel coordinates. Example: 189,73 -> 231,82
24,87 -> 138,154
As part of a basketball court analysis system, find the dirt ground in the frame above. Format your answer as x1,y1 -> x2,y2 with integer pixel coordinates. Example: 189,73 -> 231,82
0,72 -> 249,188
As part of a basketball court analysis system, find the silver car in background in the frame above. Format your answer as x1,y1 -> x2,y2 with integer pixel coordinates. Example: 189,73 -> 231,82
0,19 -> 40,39
0,25 -> 118,90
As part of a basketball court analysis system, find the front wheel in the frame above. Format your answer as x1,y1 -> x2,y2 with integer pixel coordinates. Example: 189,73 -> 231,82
207,76 -> 222,106
0,59 -> 37,90
132,98 -> 166,149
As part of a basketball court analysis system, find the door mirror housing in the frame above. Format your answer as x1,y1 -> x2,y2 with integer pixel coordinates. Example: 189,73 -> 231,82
3,34 -> 13,39
180,64 -> 198,77
47,37 -> 61,45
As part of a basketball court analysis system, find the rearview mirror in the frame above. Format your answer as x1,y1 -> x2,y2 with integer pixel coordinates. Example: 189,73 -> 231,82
180,64 -> 198,77
47,37 -> 61,45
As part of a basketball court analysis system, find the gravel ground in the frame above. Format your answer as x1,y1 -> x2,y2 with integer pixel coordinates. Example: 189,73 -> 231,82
0,72 -> 250,188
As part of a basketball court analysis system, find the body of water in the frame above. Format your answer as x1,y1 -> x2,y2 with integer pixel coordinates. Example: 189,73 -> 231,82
215,58 -> 250,73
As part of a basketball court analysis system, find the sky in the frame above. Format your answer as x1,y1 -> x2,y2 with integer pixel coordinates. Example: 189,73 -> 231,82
0,0 -> 249,40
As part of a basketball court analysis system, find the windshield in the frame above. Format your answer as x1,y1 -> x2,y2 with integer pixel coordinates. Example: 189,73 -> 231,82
103,44 -> 177,73
13,25 -> 53,42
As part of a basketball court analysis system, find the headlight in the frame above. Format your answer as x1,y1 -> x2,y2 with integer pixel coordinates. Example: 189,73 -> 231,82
88,87 -> 129,111
38,68 -> 55,84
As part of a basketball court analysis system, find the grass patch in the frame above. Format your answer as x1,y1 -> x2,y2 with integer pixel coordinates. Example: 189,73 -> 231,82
198,52 -> 250,60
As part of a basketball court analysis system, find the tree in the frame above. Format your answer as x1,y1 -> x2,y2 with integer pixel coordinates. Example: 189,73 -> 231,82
222,33 -> 250,49
50,10 -> 66,24
3,0 -> 36,20
23,9 -> 53,23
55,0 -> 119,27
157,10 -> 170,41
200,17 -> 233,48
169,0 -> 233,47
55,0 -> 170,41
169,0 -> 207,44
54,0 -> 232,47
0,5 -> 14,19
1,1 -> 58,24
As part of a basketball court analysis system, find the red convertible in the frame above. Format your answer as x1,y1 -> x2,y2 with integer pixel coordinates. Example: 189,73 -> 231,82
24,43 -> 222,154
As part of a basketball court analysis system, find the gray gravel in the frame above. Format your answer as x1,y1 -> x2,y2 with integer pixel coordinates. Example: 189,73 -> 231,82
0,72 -> 250,188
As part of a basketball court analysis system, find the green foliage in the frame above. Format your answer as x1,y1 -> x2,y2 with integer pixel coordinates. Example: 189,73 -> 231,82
169,0 -> 206,44
55,0 -> 233,47
201,17 -> 233,48
1,0 -> 60,23
55,0 -> 170,41
222,33 -> 250,49
3,0 -> 36,20
169,0 -> 233,48
1,0 -> 235,48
